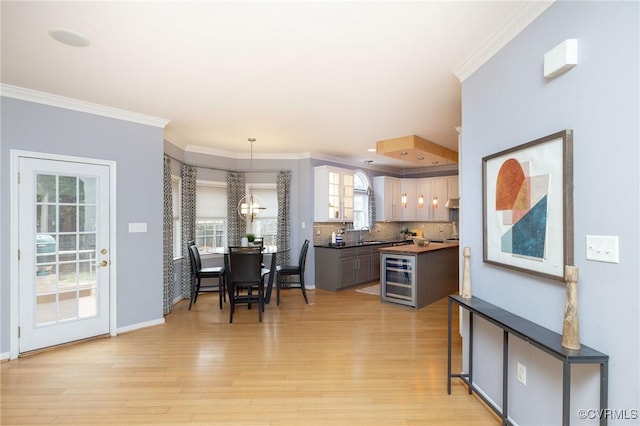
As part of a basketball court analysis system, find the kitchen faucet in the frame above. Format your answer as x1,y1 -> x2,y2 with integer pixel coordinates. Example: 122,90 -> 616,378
359,226 -> 370,244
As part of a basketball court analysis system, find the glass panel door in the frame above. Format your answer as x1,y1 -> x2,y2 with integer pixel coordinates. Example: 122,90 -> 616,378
35,173 -> 99,325
19,156 -> 111,353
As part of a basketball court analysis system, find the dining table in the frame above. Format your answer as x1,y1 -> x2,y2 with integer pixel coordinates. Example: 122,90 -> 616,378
224,246 -> 289,304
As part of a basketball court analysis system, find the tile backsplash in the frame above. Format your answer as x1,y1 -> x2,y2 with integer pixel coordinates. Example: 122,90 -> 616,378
313,221 -> 457,246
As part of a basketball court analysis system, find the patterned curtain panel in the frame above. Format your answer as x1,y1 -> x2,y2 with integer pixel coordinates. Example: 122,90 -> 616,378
368,186 -> 376,229
162,156 -> 174,315
276,171 -> 291,266
227,172 -> 246,246
181,164 -> 197,299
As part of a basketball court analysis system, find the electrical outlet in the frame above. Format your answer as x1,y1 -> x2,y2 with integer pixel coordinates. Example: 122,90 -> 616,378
517,362 -> 527,385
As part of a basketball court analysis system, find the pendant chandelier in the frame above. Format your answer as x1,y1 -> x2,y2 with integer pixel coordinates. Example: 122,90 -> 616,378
237,138 -> 266,222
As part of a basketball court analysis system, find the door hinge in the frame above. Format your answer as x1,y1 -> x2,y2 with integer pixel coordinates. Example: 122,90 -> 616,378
18,249 -> 20,261
18,327 -> 21,338
17,172 -> 20,184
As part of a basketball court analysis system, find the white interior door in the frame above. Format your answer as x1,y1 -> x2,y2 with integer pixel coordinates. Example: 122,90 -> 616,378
18,156 -> 111,353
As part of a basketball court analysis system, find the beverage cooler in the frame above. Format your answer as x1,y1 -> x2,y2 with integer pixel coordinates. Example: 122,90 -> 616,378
381,253 -> 416,308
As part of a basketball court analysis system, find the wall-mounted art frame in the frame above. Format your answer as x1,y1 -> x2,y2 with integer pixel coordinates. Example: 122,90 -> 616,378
482,130 -> 573,281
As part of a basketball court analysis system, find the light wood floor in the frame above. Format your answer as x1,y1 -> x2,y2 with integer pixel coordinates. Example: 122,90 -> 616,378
1,285 -> 499,425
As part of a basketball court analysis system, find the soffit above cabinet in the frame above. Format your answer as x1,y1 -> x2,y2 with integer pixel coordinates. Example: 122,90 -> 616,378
376,135 -> 458,167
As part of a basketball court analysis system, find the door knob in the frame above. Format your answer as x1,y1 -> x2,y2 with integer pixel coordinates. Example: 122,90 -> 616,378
98,260 -> 108,267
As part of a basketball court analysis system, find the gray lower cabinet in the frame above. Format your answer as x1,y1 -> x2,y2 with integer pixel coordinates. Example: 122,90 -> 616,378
370,244 -> 392,281
315,246 -> 380,291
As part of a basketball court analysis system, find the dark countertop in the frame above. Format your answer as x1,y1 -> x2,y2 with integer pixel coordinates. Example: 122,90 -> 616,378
314,239 -> 412,249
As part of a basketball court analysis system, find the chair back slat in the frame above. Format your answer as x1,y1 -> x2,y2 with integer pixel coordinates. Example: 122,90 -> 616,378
189,244 -> 203,271
299,239 -> 309,271
228,247 -> 263,286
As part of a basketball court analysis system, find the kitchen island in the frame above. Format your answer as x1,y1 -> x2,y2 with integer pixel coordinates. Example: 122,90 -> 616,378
379,242 -> 459,309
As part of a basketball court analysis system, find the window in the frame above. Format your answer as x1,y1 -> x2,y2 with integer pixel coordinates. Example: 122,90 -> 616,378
353,171 -> 370,230
171,176 -> 182,258
246,184 -> 277,249
195,181 -> 227,254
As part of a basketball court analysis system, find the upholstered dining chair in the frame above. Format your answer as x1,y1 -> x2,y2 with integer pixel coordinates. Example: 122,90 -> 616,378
275,239 -> 309,305
225,246 -> 266,323
187,242 -> 225,310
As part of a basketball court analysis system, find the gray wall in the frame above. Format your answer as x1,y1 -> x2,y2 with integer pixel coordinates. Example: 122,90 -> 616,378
460,1 -> 639,424
1,97 -> 165,353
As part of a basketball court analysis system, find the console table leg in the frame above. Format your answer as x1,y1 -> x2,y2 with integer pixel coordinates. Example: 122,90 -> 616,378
468,313 -> 474,395
503,330 -> 509,425
447,298 -> 452,395
600,361 -> 608,426
562,362 -> 570,426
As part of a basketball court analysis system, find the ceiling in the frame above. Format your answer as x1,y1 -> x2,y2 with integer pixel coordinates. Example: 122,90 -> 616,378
1,1 -> 551,170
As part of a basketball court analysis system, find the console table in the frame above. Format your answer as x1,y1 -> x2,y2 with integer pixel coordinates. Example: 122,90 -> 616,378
447,295 -> 609,426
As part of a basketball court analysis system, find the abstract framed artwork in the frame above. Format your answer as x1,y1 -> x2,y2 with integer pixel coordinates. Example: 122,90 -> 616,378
482,130 -> 573,281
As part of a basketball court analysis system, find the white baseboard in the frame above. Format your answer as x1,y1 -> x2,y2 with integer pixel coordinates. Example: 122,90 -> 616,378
1,351 -> 10,361
466,381 -> 519,426
116,318 -> 165,334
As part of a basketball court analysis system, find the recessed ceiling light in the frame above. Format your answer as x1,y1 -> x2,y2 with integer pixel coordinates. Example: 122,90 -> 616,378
48,28 -> 90,47
367,148 -> 377,153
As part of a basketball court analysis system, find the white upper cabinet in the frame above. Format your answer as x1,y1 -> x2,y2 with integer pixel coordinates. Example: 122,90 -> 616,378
447,176 -> 459,199
415,178 -> 448,221
430,178 -> 449,221
373,176 -> 400,221
399,179 -> 417,221
314,165 -> 354,222
375,175 -> 458,222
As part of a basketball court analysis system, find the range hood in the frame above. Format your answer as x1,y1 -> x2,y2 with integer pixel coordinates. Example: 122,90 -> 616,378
445,197 -> 459,209
376,135 -> 458,166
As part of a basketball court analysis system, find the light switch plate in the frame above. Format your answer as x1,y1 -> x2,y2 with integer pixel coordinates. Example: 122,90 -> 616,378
128,222 -> 148,233
586,235 -> 619,263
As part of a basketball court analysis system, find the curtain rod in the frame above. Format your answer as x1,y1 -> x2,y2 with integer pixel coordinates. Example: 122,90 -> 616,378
164,153 -> 289,174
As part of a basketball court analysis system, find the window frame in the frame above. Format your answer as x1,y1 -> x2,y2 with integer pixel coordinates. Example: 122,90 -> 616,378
171,174 -> 182,259
195,180 -> 228,255
244,183 -> 278,249
353,170 -> 370,230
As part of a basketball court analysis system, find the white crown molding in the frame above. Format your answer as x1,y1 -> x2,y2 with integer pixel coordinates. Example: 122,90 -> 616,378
453,1 -> 555,82
183,142 -> 451,174
0,84 -> 170,128
184,143 -> 309,160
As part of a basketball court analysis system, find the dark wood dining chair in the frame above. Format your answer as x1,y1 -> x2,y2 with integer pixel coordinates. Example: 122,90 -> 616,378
187,242 -> 225,310
275,239 -> 309,305
225,246 -> 266,323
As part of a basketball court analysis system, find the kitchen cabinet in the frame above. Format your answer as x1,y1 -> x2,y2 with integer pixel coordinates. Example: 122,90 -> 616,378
431,178 -> 450,221
447,176 -> 459,199
373,176 -> 400,221
371,243 -> 392,281
375,176 -> 457,222
315,245 -> 379,291
355,246 -> 371,284
339,250 -> 356,289
314,166 -> 354,222
399,179 -> 417,221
